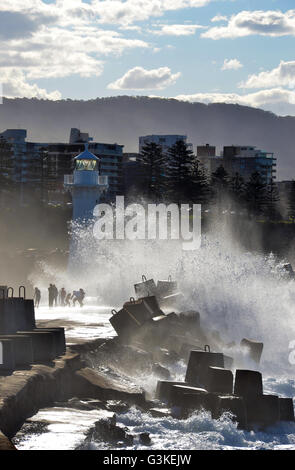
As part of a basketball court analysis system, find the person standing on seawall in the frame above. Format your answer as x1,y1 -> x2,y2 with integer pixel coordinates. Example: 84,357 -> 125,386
53,284 -> 58,307
48,284 -> 54,308
65,293 -> 71,307
34,287 -> 41,308
59,287 -> 66,306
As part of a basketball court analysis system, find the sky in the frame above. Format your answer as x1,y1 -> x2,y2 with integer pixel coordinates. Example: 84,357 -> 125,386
1,0 -> 295,115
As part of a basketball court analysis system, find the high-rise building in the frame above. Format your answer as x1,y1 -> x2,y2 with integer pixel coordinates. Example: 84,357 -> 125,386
139,134 -> 193,154
198,144 -> 276,183
0,129 -> 48,204
69,128 -> 92,144
197,144 -> 221,174
122,153 -> 147,197
222,146 -> 276,183
0,128 -> 124,203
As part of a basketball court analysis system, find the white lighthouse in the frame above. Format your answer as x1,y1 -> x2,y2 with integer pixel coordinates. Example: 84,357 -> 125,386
64,144 -> 109,273
64,143 -> 108,224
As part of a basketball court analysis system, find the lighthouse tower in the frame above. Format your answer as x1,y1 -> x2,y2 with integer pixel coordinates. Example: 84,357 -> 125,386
64,143 -> 108,224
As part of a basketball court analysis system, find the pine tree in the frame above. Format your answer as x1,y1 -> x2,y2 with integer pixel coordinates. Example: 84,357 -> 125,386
211,165 -> 230,210
229,172 -> 246,211
288,180 -> 295,222
138,142 -> 165,202
189,159 -> 211,204
245,172 -> 267,217
264,178 -> 280,221
166,139 -> 195,204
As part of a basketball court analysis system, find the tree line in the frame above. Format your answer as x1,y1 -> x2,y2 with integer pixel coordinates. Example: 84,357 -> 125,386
136,140 -> 295,221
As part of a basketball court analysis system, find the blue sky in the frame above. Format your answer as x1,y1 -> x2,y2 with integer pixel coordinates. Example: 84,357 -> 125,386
2,1 -> 295,115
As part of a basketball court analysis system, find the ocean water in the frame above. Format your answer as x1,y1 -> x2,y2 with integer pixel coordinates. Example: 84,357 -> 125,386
16,390 -> 295,450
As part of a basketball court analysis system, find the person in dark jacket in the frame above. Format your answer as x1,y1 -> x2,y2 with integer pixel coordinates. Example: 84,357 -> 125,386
34,287 -> 41,308
48,284 -> 54,308
53,284 -> 58,307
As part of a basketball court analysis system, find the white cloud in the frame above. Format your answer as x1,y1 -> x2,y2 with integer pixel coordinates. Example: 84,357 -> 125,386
0,10 -> 57,40
240,60 -> 295,89
1,69 -> 61,100
211,14 -> 227,22
0,1 -> 215,27
221,58 -> 243,71
108,66 -> 181,90
152,24 -> 205,36
91,0 -> 213,25
203,9 -> 295,40
0,2 -> 153,98
174,87 -> 295,115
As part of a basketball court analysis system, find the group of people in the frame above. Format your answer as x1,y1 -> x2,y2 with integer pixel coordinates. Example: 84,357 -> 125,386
33,285 -> 86,308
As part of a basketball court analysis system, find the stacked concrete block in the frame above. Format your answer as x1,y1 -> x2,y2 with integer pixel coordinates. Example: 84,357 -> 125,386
33,327 -> 66,356
0,285 -> 66,370
240,338 -> 264,364
234,370 -> 263,397
156,347 -> 295,430
15,331 -> 56,362
185,349 -> 224,387
205,367 -> 233,394
155,381 -> 188,403
134,276 -> 158,298
134,274 -> 181,309
212,395 -> 247,429
0,334 -> 33,366
0,339 -> 15,371
279,398 -> 295,422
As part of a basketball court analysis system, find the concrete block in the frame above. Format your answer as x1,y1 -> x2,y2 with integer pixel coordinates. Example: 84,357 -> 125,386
212,395 -> 247,429
0,339 -> 15,371
134,276 -> 158,298
137,295 -> 163,317
123,300 -> 155,323
0,334 -> 33,366
17,330 -> 56,362
110,308 -> 141,340
206,366 -> 233,394
246,394 -> 280,428
157,278 -> 178,298
34,327 -> 66,356
279,398 -> 295,422
0,299 -> 17,334
110,299 -> 154,339
185,350 -> 224,386
160,292 -> 183,309
240,338 -> 263,364
169,384 -> 208,406
224,355 -> 234,370
155,380 -> 187,402
24,299 -> 36,329
234,370 -> 263,397
169,385 -> 216,418
7,298 -> 26,331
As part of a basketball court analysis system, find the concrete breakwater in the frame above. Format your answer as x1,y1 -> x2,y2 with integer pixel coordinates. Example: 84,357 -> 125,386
1,273 -> 295,450
0,335 -> 146,450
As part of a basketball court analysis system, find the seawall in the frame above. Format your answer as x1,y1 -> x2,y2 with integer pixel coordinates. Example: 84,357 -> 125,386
0,334 -> 145,449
